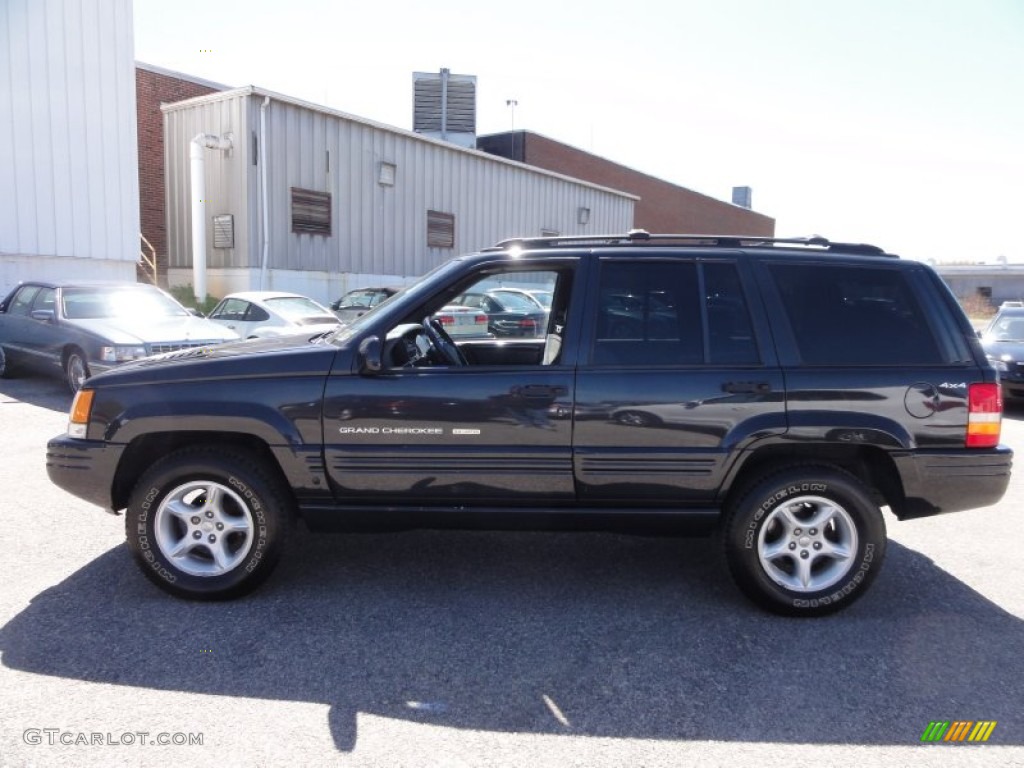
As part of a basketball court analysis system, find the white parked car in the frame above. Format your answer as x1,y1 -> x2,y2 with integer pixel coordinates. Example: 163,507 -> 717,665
433,304 -> 490,337
207,291 -> 340,339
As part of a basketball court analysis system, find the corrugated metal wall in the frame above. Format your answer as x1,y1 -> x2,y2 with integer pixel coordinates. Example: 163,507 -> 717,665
165,89 -> 634,280
164,92 -> 252,271
0,0 -> 139,285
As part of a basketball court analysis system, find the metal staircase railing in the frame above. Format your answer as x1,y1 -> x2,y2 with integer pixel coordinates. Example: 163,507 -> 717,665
139,233 -> 158,285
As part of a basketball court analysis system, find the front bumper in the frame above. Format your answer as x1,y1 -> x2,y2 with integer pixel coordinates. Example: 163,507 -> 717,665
892,445 -> 1013,519
46,435 -> 125,512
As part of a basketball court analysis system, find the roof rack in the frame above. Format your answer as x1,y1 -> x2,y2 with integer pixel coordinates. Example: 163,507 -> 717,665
487,229 -> 891,257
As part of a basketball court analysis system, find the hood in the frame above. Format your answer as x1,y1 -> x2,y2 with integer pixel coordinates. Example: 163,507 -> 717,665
68,315 -> 239,344
86,331 -> 350,388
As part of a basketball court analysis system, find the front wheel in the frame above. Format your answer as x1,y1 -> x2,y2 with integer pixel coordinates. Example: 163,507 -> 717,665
723,466 -> 886,616
125,448 -> 290,599
64,349 -> 89,393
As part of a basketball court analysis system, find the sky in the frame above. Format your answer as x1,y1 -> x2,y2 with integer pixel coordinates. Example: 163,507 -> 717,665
133,0 -> 1024,264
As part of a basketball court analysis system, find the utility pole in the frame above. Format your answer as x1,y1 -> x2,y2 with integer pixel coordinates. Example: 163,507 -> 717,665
506,98 -> 518,130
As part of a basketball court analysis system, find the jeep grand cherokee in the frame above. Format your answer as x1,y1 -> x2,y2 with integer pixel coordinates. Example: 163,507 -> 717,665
46,232 -> 1012,615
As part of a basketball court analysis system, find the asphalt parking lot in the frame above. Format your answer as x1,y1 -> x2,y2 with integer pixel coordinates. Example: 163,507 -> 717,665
0,375 -> 1021,768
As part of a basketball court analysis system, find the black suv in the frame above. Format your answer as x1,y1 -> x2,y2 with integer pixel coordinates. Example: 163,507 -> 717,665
46,232 -> 1012,615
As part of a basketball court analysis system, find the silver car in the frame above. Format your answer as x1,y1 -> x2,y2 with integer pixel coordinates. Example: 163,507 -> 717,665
0,281 -> 239,392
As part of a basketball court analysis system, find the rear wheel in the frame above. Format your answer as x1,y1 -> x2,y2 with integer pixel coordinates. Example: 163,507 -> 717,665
64,348 -> 88,393
723,466 -> 886,616
0,346 -> 7,378
125,448 -> 290,599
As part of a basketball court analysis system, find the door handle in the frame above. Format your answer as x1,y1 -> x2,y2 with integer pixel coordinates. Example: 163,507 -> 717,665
722,381 -> 771,394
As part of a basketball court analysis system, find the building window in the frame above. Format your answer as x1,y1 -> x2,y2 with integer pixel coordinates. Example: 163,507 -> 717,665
291,188 -> 332,236
427,210 -> 455,248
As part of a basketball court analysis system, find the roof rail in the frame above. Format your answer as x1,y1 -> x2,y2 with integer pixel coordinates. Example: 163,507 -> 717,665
487,229 -> 891,256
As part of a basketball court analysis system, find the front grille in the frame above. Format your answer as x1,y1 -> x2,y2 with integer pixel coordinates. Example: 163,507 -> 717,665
149,342 -> 217,356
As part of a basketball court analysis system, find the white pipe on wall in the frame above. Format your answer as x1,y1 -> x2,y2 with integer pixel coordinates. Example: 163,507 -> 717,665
190,133 -> 233,302
259,97 -> 271,291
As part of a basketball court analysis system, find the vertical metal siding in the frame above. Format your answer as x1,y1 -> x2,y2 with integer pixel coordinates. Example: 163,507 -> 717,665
165,93 -> 251,269
167,91 -> 634,283
0,0 -> 138,264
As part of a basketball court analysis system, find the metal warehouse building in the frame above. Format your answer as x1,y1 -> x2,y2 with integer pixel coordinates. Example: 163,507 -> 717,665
163,87 -> 637,304
0,0 -> 139,296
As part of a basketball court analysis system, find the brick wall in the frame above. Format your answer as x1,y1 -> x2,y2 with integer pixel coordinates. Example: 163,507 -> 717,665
479,131 -> 775,236
136,66 -> 224,281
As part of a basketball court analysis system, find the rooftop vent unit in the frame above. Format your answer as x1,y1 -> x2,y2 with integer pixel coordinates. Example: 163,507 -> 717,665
732,186 -> 753,209
413,68 -> 477,149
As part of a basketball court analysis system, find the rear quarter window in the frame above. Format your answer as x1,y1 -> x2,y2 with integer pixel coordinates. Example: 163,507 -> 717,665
768,262 -> 943,365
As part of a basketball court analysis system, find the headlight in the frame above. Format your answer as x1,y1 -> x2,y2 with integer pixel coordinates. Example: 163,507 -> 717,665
100,345 -> 148,362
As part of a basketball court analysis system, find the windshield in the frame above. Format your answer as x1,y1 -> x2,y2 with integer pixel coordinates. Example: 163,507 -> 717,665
986,315 -> 1024,341
265,296 -> 333,321
529,290 -> 553,308
62,286 -> 190,320
336,289 -> 390,309
333,259 -> 466,339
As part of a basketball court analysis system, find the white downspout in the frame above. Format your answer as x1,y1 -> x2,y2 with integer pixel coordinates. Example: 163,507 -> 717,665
259,97 -> 271,290
190,133 -> 233,303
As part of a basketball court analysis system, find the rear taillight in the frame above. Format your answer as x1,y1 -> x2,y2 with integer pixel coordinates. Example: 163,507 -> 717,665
475,314 -> 487,324
437,315 -> 453,325
966,382 -> 1002,448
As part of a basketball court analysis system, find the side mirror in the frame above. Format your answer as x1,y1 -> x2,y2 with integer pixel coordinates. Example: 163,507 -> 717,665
30,309 -> 55,323
358,335 -> 383,374
188,307 -> 205,318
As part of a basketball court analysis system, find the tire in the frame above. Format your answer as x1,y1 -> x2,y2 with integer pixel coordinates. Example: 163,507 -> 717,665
723,466 -> 886,617
0,345 -> 7,378
64,348 -> 89,393
125,448 -> 290,600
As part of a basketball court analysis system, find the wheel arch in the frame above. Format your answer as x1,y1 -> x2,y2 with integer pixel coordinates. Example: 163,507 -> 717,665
60,343 -> 87,366
112,432 -> 296,513
721,443 -> 905,518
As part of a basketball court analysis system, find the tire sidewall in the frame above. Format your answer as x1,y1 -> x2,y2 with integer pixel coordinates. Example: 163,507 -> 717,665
126,453 -> 285,599
726,469 -> 886,615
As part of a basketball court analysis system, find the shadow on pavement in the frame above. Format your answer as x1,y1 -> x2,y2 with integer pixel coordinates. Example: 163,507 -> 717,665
1,530 -> 1021,750
0,375 -> 71,413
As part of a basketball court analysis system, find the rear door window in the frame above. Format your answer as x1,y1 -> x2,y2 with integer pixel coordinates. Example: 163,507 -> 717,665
590,260 -> 760,367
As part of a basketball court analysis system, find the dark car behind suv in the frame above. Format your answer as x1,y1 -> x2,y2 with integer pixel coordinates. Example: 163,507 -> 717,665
981,304 -> 1024,401
46,232 -> 1011,615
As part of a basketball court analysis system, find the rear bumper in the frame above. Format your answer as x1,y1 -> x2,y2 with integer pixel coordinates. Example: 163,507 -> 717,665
46,435 -> 125,512
892,445 -> 1013,519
